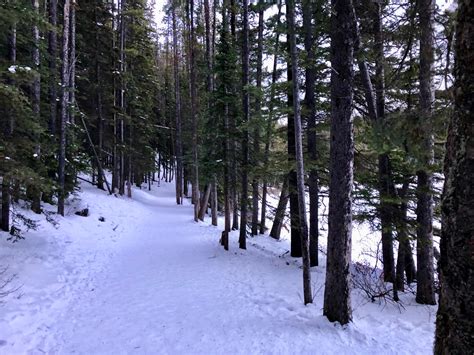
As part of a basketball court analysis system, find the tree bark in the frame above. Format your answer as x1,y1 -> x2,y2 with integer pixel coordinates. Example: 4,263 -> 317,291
221,0 -> 231,250
302,0 -> 319,267
198,184 -> 211,221
190,0 -> 199,222
211,177 -> 218,226
287,0 -> 312,305
95,3 -> 104,191
1,25 -> 14,230
118,0 -> 126,196
172,2 -> 183,205
30,0 -> 42,214
323,0 -> 355,325
435,0 -> 474,351
69,0 -> 76,124
251,1 -> 264,236
58,0 -> 71,216
286,12 -> 301,258
416,0 -> 436,305
270,175 -> 289,240
48,0 -> 58,135
239,0 -> 250,250
230,0 -> 238,232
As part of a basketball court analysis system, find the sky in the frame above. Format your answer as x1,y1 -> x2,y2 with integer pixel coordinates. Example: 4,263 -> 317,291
152,0 -> 456,32
153,0 -> 166,30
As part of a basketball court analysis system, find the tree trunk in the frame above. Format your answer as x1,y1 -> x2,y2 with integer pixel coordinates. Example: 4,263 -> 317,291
69,0 -> 76,124
58,0 -> 71,216
211,177 -> 218,226
302,0 -> 319,267
112,0 -> 119,194
198,184 -> 211,221
230,0 -> 238,232
30,0 -> 42,214
286,16 -> 301,258
172,2 -> 183,205
287,0 -> 312,305
118,0 -> 126,196
435,1 -> 474,351
415,0 -> 436,306
95,3 -> 104,191
1,178 -> 10,232
48,0 -> 58,135
239,0 -> 249,250
1,23 -> 13,231
323,0 -> 355,325
190,0 -> 199,222
221,0 -> 231,250
251,2 -> 264,236
270,175 -> 289,240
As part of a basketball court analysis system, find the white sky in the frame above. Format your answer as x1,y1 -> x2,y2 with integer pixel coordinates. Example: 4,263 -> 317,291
153,0 -> 167,30
152,0 -> 456,31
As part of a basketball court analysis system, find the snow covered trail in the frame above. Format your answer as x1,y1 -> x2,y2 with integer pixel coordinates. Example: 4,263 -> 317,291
1,181 -> 437,354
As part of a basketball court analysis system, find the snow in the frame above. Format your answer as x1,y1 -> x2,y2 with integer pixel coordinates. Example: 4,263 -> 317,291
0,180 -> 437,354
7,66 -> 32,74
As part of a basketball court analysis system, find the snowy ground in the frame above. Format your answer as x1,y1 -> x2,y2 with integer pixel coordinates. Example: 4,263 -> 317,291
0,180 -> 437,354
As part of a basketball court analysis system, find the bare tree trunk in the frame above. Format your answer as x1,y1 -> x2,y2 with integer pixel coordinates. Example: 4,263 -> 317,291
251,1 -> 264,236
286,15 -> 301,258
127,118 -> 132,198
211,176 -> 218,226
48,0 -> 58,135
112,0 -> 119,193
302,0 -> 319,267
221,0 -> 231,250
204,0 -> 212,92
239,0 -> 250,250
95,3 -> 104,191
69,0 -> 76,124
323,0 -> 355,325
30,0 -> 42,214
190,0 -> 199,222
1,25 -> 15,231
416,0 -> 436,306
1,177 -> 10,232
287,0 -> 312,304
223,101 -> 231,250
198,184 -> 211,221
270,175 -> 289,240
58,0 -> 71,216
435,1 -> 474,351
230,0 -> 238,232
118,0 -> 126,196
172,2 -> 183,205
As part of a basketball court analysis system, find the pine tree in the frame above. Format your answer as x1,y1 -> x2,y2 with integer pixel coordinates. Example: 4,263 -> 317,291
323,0 -> 355,325
435,0 -> 474,351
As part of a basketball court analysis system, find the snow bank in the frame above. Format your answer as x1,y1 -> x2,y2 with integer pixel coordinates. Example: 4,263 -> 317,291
0,179 -> 436,354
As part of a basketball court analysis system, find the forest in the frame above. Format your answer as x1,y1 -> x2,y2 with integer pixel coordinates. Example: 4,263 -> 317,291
0,0 -> 472,353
